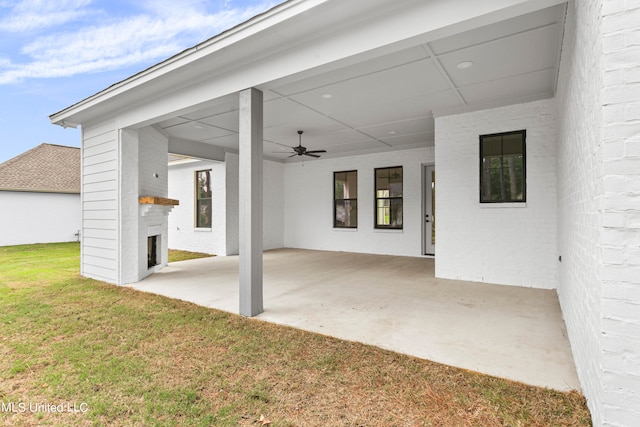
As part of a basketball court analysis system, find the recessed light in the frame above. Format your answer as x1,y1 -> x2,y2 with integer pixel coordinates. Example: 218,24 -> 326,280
388,131 -> 397,135
321,93 -> 333,99
194,124 -> 205,129
456,61 -> 473,70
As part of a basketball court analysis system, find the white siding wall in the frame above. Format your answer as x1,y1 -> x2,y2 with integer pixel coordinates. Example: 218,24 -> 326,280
284,147 -> 434,256
600,1 -> 640,424
0,192 -> 80,246
81,121 -> 119,283
167,153 -> 284,256
435,99 -> 558,289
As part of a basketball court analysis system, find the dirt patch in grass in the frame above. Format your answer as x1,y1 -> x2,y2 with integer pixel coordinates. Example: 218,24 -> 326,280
0,243 -> 591,426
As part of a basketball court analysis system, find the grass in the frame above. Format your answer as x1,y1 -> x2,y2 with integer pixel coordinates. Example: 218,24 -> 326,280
168,249 -> 213,263
0,242 -> 591,426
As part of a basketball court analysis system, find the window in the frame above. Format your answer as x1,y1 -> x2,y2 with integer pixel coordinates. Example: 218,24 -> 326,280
334,170 -> 358,228
375,166 -> 403,229
480,130 -> 526,203
195,170 -> 212,228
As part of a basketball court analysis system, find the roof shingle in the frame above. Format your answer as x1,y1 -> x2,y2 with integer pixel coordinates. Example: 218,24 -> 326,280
0,144 -> 80,193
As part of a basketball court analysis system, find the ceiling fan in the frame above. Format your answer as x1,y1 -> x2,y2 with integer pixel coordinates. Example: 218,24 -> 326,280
288,130 -> 327,158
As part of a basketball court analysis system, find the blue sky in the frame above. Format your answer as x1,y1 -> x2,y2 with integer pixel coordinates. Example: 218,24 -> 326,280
0,0 -> 281,163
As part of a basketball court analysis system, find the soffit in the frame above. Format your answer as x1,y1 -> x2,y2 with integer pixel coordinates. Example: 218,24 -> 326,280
159,2 -> 566,162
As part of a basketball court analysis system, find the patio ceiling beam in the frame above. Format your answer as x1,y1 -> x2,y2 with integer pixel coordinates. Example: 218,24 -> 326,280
238,87 -> 264,317
167,136 -> 226,162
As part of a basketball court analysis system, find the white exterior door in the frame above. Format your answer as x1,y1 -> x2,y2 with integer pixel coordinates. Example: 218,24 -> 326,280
424,165 -> 435,255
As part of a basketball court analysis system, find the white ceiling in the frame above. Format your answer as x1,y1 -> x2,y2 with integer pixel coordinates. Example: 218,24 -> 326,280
159,3 -> 566,162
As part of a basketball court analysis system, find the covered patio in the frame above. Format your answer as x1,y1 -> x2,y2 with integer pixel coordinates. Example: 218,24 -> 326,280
130,249 -> 580,391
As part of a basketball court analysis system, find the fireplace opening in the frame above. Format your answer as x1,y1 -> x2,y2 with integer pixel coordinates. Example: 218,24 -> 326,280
148,235 -> 159,269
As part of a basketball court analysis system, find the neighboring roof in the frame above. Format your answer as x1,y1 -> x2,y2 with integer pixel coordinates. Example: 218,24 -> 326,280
0,144 -> 80,194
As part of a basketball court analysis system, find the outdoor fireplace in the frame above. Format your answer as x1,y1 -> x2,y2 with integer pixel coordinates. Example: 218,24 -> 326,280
139,196 -> 179,277
147,235 -> 159,269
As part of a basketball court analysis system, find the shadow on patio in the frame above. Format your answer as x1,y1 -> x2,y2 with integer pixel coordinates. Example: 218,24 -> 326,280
129,248 -> 580,391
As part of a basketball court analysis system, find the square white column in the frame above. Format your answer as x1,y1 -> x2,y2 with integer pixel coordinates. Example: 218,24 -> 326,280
238,88 -> 264,317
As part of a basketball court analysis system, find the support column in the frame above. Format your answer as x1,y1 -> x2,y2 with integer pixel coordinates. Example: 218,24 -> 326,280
238,88 -> 264,317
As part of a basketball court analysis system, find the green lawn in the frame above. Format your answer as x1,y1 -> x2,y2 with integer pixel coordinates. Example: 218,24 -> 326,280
0,243 -> 591,426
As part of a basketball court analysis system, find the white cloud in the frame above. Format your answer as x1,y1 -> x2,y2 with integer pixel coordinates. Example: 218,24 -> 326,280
0,0 -> 93,32
0,1 -> 279,84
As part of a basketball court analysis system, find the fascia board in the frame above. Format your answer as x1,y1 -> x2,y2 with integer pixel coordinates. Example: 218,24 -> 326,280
49,0 -> 329,127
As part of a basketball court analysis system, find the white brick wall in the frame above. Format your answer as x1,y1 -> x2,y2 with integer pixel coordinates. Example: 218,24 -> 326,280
435,99 -> 558,289
167,153 -> 284,256
168,160 -> 227,255
263,157 -> 285,251
601,0 -> 640,424
284,147 -> 434,256
135,126 -> 170,281
555,0 -> 605,422
557,0 -> 640,425
225,153 -> 239,255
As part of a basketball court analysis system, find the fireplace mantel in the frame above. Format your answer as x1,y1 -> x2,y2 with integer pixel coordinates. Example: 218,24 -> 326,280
139,196 -> 179,206
139,196 -> 179,217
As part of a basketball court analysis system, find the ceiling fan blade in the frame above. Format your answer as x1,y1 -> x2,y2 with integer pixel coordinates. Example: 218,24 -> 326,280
304,152 -> 320,158
305,150 -> 327,154
288,153 -> 298,158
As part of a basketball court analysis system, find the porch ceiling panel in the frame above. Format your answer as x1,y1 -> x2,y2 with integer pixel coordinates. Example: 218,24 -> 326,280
280,58 -> 448,114
158,2 -> 567,162
269,128 -> 372,150
360,117 -> 434,140
437,24 -> 562,88
197,110 -> 240,133
271,45 -> 431,97
381,132 -> 436,148
295,92 -> 455,130
318,139 -> 390,154
427,5 -> 565,55
263,97 -> 347,133
458,68 -> 556,105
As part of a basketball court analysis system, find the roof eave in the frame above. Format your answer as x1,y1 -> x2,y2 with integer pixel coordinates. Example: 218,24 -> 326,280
0,188 -> 80,194
49,0 -> 325,128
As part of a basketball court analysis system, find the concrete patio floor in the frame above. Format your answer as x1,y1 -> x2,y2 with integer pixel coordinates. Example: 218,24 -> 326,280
129,248 -> 580,391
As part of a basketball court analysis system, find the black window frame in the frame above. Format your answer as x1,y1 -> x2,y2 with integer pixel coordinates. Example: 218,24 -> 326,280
333,170 -> 358,229
374,166 -> 403,230
479,130 -> 527,203
195,169 -> 212,228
